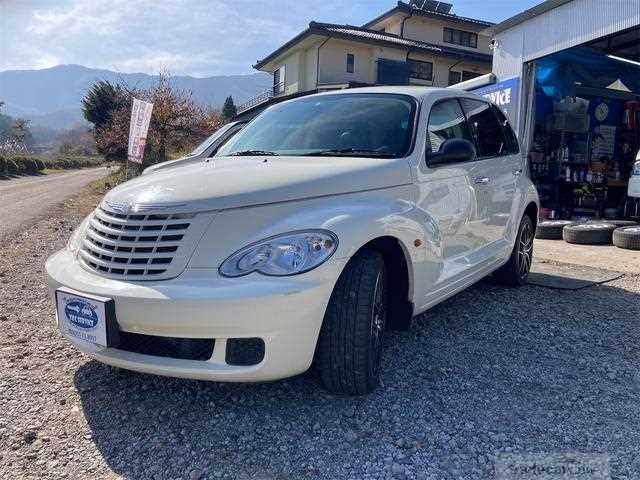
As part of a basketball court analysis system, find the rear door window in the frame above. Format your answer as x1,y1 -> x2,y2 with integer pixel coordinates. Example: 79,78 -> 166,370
492,106 -> 520,154
427,99 -> 473,154
460,98 -> 506,158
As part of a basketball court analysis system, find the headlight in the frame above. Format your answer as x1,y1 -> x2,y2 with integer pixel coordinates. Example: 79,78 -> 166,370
67,215 -> 90,256
633,162 -> 640,176
219,230 -> 338,277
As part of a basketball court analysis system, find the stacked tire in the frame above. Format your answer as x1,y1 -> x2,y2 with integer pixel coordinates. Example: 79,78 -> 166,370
613,226 -> 640,250
535,220 -> 576,240
537,218 -> 640,249
563,223 -> 617,245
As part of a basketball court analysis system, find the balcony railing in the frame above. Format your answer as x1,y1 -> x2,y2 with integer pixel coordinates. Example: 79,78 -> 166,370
237,82 -> 285,114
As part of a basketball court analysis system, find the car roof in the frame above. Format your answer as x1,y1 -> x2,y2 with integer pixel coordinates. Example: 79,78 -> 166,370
305,86 -> 481,103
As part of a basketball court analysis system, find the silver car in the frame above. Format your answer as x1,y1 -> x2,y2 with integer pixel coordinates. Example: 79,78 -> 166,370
142,121 -> 245,175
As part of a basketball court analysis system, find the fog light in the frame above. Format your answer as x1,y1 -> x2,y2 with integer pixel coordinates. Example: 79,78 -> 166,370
225,338 -> 265,366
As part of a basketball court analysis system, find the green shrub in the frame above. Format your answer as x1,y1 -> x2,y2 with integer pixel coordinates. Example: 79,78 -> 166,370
6,159 -> 20,174
0,154 -> 104,175
44,155 -> 104,170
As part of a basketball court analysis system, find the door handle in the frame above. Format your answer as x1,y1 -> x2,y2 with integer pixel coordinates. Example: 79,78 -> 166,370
512,169 -> 523,176
474,176 -> 490,185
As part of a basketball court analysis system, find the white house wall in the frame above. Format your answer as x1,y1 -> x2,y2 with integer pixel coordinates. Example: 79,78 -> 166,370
493,0 -> 640,78
402,16 -> 493,55
317,39 -> 375,85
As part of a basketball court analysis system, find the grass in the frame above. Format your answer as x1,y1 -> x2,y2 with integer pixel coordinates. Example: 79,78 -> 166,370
41,168 -> 66,175
0,154 -> 105,177
90,166 -> 127,193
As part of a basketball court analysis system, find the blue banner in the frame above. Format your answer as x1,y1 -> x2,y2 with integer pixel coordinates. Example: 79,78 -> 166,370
472,77 -> 520,126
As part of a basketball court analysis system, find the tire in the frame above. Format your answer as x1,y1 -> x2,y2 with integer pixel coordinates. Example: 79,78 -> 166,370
613,226 -> 640,250
600,220 -> 638,228
494,214 -> 534,287
318,250 -> 387,395
563,223 -> 616,245
535,220 -> 576,240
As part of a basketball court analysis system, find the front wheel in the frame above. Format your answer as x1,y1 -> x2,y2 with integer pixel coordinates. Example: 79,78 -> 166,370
494,215 -> 534,287
318,250 -> 387,395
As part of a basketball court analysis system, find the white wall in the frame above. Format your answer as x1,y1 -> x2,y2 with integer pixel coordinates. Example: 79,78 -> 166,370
403,16 -> 493,55
493,0 -> 640,78
317,39 -> 375,85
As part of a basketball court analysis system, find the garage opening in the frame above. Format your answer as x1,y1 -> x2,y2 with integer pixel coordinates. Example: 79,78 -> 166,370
525,26 -> 640,221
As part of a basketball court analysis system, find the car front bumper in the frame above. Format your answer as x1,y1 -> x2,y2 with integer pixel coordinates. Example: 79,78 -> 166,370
45,249 -> 345,382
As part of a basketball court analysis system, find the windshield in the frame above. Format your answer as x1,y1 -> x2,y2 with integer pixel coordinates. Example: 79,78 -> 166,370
218,94 -> 417,158
188,123 -> 236,157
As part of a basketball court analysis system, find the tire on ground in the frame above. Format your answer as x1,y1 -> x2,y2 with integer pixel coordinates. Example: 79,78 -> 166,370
600,220 -> 638,228
494,214 -> 534,287
563,223 -> 616,245
535,220 -> 576,240
318,249 -> 387,395
613,226 -> 640,250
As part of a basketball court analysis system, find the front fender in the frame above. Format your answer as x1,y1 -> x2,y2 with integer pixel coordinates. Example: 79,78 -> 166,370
188,187 -> 428,300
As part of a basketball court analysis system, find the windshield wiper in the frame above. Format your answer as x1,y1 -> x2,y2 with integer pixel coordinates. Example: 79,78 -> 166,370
304,148 -> 395,158
229,150 -> 280,156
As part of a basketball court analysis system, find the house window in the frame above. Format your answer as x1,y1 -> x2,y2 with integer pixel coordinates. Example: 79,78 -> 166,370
443,27 -> 478,48
346,54 -> 355,73
448,70 -> 462,86
462,70 -> 481,82
408,59 -> 433,81
449,70 -> 481,86
273,66 -> 285,94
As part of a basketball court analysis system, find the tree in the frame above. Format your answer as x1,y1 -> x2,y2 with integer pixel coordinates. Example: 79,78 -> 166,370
85,73 -> 224,166
82,80 -> 127,130
222,96 -> 237,121
56,126 -> 98,156
11,118 -> 32,150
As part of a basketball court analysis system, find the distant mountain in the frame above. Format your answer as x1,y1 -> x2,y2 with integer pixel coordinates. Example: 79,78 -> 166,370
0,64 -> 271,130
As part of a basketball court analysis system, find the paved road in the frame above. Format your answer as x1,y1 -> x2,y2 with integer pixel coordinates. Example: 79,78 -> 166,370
0,167 -> 108,239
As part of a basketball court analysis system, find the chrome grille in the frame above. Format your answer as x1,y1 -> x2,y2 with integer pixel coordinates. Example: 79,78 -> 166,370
78,205 -> 211,280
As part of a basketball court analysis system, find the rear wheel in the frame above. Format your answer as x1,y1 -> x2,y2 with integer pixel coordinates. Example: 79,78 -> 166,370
318,250 -> 387,395
494,215 -> 534,287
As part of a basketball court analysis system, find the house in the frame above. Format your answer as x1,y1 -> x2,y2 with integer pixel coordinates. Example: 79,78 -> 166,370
237,0 -> 494,117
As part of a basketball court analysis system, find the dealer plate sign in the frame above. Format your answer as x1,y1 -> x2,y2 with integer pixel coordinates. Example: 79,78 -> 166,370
56,289 -> 110,347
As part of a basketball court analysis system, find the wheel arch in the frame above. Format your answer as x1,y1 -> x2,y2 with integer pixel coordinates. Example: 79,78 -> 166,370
524,201 -> 538,229
349,235 -> 415,331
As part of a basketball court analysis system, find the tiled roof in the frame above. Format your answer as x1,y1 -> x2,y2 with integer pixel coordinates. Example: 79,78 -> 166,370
364,1 -> 495,29
317,23 -> 443,53
254,21 -> 492,69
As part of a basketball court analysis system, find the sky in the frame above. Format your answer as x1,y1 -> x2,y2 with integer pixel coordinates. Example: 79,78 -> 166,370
0,0 -> 540,77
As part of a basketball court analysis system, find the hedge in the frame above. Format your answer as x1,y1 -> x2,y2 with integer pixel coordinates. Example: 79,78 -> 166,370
0,155 -> 105,176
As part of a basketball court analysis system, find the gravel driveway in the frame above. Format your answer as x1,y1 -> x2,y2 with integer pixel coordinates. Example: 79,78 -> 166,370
1,189 -> 640,480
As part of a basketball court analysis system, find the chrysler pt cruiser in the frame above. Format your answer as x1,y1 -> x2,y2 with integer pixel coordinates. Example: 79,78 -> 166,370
46,87 -> 539,395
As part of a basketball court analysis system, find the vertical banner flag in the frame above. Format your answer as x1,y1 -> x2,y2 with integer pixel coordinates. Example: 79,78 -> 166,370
128,98 -> 154,164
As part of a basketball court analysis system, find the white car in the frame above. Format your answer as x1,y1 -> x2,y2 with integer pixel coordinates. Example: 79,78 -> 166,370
628,150 -> 640,198
46,87 -> 539,395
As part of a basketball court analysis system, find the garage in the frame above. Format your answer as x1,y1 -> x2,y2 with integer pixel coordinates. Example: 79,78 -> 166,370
471,0 -> 640,222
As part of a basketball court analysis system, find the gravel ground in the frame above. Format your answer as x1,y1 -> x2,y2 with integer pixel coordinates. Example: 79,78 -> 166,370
2,189 -> 640,480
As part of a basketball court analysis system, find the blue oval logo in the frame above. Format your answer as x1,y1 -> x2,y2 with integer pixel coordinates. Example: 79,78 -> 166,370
64,299 -> 99,329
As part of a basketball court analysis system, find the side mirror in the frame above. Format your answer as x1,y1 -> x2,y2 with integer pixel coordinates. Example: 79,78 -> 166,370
428,138 -> 476,166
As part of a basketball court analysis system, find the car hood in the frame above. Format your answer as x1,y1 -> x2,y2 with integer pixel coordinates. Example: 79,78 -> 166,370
104,156 -> 413,212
